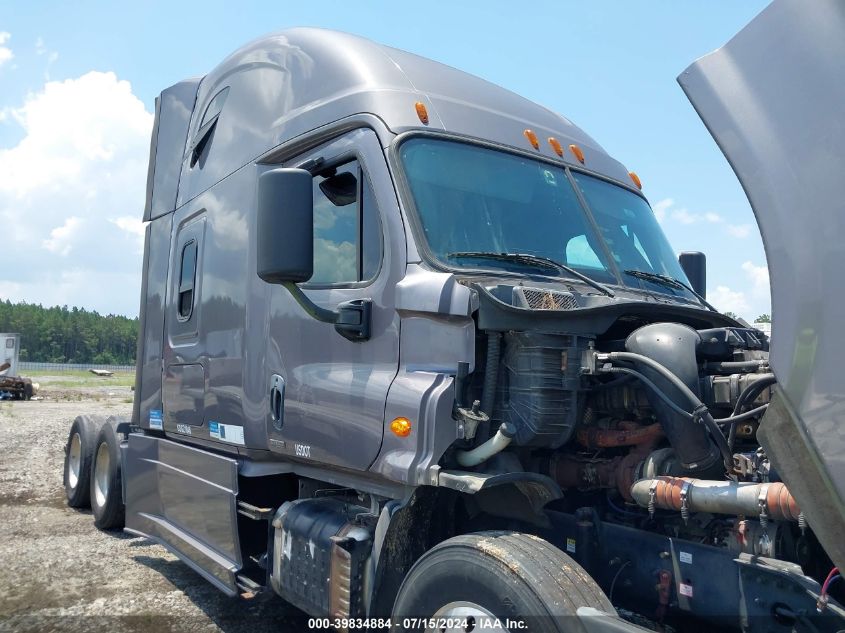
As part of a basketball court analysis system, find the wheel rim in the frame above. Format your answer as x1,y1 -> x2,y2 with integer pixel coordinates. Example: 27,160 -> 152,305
68,433 -> 81,489
428,602 -> 509,633
93,441 -> 110,508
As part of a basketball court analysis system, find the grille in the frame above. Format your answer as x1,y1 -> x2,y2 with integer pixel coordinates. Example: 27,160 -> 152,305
513,287 -> 580,311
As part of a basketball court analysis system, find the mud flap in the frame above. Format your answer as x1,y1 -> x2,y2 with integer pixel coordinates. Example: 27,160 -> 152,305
123,433 -> 242,595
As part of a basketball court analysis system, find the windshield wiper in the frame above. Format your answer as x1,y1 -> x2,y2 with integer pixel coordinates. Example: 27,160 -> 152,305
446,251 -> 615,297
623,269 -> 717,312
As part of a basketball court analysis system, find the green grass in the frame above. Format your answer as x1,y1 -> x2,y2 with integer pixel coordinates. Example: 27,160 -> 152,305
23,369 -> 136,388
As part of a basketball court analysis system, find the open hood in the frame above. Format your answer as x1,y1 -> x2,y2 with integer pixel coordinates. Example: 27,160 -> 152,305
679,0 -> 845,569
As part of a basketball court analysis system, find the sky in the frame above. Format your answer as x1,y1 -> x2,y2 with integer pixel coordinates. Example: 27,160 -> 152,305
0,1 -> 772,319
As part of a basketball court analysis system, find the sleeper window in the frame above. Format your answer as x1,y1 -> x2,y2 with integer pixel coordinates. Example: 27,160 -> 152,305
178,240 -> 197,319
310,160 -> 381,284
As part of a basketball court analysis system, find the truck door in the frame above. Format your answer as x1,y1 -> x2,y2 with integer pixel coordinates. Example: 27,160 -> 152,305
265,128 -> 401,471
162,215 -> 206,431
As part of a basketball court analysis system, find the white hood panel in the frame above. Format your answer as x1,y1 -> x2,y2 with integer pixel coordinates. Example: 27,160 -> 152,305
679,0 -> 845,568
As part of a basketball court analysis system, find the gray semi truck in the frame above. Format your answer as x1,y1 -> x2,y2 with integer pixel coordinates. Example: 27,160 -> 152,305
62,1 -> 845,630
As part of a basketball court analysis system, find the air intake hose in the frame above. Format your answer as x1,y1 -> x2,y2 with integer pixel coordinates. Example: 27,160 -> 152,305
624,323 -> 722,474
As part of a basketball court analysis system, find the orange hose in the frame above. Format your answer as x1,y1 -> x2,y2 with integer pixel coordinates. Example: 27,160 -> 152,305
577,422 -> 663,448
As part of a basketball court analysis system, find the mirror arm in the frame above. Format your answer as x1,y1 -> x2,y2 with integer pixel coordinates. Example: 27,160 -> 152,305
282,282 -> 339,324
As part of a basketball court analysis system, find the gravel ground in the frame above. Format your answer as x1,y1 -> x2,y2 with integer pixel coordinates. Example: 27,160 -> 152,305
0,382 -> 307,633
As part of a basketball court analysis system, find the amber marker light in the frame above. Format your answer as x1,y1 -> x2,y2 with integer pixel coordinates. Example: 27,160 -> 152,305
629,171 -> 643,190
569,144 -> 585,164
548,137 -> 564,157
390,417 -> 412,437
524,129 -> 540,150
415,102 -> 429,125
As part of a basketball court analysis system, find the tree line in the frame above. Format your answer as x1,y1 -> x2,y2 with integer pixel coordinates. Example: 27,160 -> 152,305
0,300 -> 138,365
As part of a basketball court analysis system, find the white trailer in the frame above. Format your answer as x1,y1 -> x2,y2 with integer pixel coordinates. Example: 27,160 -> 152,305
0,333 -> 20,376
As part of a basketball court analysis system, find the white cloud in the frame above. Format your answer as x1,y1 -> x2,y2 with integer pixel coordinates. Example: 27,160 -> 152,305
726,224 -> 752,238
670,208 -> 698,224
652,198 -> 672,223
110,216 -> 146,253
43,216 -> 83,256
0,71 -> 154,316
0,32 -> 13,68
706,262 -> 770,320
742,261 -> 769,297
709,285 -> 750,315
655,197 -> 757,240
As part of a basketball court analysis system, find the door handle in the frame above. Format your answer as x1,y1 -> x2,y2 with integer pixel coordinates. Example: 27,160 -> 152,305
269,374 -> 285,430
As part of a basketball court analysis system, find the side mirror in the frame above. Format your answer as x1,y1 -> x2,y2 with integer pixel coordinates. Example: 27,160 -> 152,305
678,251 -> 707,298
255,166 -> 373,342
257,168 -> 313,284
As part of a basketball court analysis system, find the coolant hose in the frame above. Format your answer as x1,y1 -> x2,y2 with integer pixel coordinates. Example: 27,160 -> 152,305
704,360 -> 768,373
456,422 -> 516,468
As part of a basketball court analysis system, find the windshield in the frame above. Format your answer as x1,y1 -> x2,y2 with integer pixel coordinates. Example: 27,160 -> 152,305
399,138 -> 695,299
571,172 -> 693,297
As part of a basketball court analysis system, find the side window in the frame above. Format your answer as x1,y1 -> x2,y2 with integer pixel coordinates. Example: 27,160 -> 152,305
190,87 -> 229,167
310,160 -> 381,284
178,240 -> 197,320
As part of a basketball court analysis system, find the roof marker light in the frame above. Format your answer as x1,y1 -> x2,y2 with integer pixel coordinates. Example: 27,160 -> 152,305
415,102 -> 429,125
548,137 -> 564,157
390,417 -> 412,437
569,144 -> 585,164
629,171 -> 643,189
524,129 -> 540,150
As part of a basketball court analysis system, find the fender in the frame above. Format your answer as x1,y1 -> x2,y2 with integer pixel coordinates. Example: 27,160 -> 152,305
366,472 -> 562,616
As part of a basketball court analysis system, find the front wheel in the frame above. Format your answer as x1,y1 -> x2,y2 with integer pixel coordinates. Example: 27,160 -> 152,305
392,531 -> 614,633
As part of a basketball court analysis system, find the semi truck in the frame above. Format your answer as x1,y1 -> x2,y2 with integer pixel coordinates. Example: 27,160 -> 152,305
62,0 -> 845,630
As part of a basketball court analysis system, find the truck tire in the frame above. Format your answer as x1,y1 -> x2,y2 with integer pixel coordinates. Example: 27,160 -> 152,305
64,416 -> 97,508
391,531 -> 614,633
90,420 -> 125,530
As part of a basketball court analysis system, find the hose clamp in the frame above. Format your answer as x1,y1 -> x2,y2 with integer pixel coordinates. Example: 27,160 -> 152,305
758,484 -> 770,531
648,480 -> 658,517
691,404 -> 709,425
679,479 -> 692,524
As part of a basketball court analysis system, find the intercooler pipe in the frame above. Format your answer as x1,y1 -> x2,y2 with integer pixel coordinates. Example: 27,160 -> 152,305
630,476 -> 801,522
456,422 -> 516,468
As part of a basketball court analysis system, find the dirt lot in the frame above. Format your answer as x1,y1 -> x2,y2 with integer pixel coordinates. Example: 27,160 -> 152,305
0,375 -> 306,632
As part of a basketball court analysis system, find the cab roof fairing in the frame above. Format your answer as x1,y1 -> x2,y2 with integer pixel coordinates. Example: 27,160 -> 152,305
145,27 -> 635,218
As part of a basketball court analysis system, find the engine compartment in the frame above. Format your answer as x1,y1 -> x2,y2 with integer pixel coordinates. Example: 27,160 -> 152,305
453,283 -> 835,584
